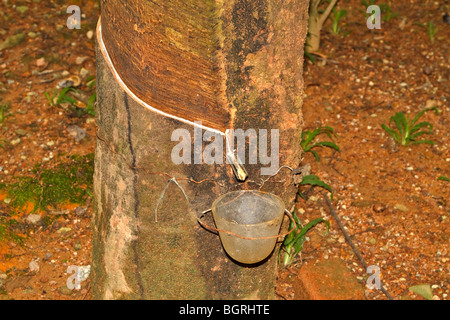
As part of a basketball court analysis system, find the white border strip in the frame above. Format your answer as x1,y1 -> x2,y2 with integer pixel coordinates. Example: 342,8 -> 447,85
96,17 -> 226,137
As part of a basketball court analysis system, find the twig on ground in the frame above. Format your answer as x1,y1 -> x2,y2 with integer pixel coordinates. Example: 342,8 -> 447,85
322,193 -> 394,300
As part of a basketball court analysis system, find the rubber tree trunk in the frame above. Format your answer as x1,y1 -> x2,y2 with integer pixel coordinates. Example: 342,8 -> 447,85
92,0 -> 309,300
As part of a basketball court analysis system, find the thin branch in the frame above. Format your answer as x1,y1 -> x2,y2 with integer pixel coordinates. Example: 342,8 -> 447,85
311,0 -> 321,11
322,193 -> 394,300
318,0 -> 338,28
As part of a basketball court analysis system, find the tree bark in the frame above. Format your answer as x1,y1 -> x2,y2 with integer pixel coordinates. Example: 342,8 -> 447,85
92,0 -> 309,300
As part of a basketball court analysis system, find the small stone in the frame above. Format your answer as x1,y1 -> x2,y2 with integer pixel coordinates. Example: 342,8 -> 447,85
86,30 -> 94,40
74,206 -> 86,216
74,241 -> 82,251
86,117 -> 96,124
27,32 -> 38,39
444,13 -> 450,25
26,214 -> 42,225
29,260 -> 40,273
40,276 -> 48,283
10,138 -> 21,146
57,79 -> 74,89
79,68 -> 89,79
35,57 -> 46,67
15,129 -> 28,136
16,6 -> 29,15
372,203 -> 386,213
0,33 -> 25,51
425,100 -> 438,109
75,56 -> 88,65
59,286 -> 73,296
368,238 -> 376,245
0,273 -> 6,288
394,203 -> 409,212
351,200 -> 375,208
57,227 -> 72,234
23,288 -> 34,294
423,66 -> 433,75
67,125 -> 86,142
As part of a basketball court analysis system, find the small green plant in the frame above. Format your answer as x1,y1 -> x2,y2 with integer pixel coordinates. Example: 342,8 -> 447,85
298,174 -> 333,200
304,50 -> 317,64
438,176 -> 450,182
45,78 -> 96,116
45,87 -> 78,107
381,107 -> 438,146
380,3 -> 398,22
425,22 -> 438,43
330,7 -> 348,35
85,77 -> 97,116
280,209 -> 330,267
301,126 -> 340,162
416,22 -> 438,43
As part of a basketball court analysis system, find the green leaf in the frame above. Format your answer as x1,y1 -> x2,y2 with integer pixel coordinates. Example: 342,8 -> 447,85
391,113 -> 407,141
409,139 -> 435,145
411,107 -> 438,127
409,121 -> 432,135
311,150 -> 320,162
298,175 -> 333,199
300,131 -> 314,151
282,216 -> 330,267
438,176 -> 450,182
292,218 -> 330,250
304,51 -> 316,64
381,124 -> 399,142
409,130 -> 433,140
310,141 -> 341,152
409,284 -> 433,300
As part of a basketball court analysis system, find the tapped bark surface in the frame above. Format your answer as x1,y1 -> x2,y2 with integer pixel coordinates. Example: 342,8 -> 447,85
92,0 -> 309,300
